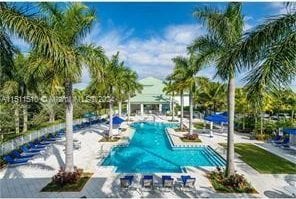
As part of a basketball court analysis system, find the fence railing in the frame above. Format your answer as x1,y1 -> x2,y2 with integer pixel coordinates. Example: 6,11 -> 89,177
0,118 -> 86,156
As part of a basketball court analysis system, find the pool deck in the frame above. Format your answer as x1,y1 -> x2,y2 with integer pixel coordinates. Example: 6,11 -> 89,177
0,116 -> 295,198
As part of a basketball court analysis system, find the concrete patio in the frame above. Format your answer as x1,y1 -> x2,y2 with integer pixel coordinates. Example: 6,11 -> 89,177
0,117 -> 295,198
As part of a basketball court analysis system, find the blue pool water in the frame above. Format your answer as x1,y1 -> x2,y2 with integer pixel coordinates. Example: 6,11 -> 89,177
102,122 -> 225,173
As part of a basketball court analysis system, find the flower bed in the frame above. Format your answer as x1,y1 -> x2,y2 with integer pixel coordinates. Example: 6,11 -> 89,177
208,167 -> 257,193
41,167 -> 93,192
180,133 -> 201,142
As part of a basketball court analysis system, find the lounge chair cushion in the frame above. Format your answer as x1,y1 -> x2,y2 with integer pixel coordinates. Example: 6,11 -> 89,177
143,176 -> 153,188
185,178 -> 196,188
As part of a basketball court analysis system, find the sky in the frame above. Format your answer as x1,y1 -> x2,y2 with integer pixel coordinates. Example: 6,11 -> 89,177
11,2 -> 294,90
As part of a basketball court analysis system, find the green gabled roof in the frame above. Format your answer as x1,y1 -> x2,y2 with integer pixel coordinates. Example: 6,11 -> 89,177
130,76 -> 170,104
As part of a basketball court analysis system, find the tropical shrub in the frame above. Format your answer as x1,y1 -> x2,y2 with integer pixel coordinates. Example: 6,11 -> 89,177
208,167 -> 256,193
183,133 -> 199,140
0,156 -> 6,169
52,167 -> 83,186
255,134 -> 271,141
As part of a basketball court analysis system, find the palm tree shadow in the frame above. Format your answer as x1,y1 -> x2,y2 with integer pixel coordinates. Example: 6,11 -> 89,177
51,144 -> 65,168
3,166 -> 25,179
264,189 -> 293,198
27,163 -> 55,170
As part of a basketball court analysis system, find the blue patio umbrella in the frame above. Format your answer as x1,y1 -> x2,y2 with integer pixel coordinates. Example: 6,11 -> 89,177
204,113 -> 228,125
283,128 -> 296,135
204,113 -> 228,137
107,116 -> 125,125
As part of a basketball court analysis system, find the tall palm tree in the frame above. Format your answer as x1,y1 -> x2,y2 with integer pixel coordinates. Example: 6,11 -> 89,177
197,81 -> 226,114
239,4 -> 296,96
88,53 -> 125,137
0,26 -> 16,84
189,3 -> 244,176
121,68 -> 142,121
115,67 -> 140,118
163,78 -> 177,121
172,55 -> 202,135
1,53 -> 35,134
1,3 -> 76,68
235,88 -> 249,130
25,3 -> 105,172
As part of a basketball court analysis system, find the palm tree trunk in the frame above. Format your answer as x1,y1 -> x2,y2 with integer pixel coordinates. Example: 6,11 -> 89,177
65,81 -> 74,172
242,113 -> 245,130
22,103 -> 28,133
15,105 -> 20,134
180,91 -> 184,130
127,94 -> 131,121
109,100 -> 113,137
260,112 -> 263,135
49,111 -> 55,123
189,90 -> 193,135
118,101 -> 122,117
225,77 -> 235,177
172,93 -> 175,121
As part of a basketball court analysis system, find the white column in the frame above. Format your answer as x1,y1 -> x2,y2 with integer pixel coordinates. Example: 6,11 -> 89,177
159,104 -> 162,114
210,122 -> 213,138
140,104 -> 144,116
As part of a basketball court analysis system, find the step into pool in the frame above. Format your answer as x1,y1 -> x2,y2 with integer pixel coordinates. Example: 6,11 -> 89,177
102,122 -> 225,173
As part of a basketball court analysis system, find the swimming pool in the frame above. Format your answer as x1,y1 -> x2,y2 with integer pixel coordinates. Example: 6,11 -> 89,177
102,122 -> 225,173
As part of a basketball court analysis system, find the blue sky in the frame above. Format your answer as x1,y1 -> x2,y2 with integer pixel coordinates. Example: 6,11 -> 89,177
12,2 -> 294,89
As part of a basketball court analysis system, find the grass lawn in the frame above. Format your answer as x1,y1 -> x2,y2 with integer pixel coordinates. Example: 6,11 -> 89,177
41,173 -> 93,192
220,143 -> 296,174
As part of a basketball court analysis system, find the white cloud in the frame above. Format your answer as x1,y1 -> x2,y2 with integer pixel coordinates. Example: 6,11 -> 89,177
10,34 -> 30,53
75,23 -> 205,88
243,16 -> 254,32
270,2 -> 288,15
243,22 -> 253,32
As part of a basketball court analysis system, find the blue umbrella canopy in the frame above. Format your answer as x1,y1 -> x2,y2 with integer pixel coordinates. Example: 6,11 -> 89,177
283,128 -> 296,135
107,116 -> 125,125
204,113 -> 228,125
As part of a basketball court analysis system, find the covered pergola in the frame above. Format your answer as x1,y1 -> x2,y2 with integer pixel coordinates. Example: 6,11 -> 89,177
129,77 -> 171,115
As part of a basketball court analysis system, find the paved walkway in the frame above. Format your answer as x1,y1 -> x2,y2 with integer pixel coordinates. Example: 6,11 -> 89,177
0,117 -> 296,198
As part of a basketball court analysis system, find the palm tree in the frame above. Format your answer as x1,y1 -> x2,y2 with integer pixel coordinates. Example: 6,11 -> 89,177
163,78 -> 177,121
189,3 -> 244,176
1,3 -> 76,68
172,55 -> 202,135
121,68 -> 142,121
238,4 -> 296,96
0,26 -> 16,84
1,53 -> 35,134
25,3 -> 105,172
122,68 -> 143,121
88,53 -> 125,137
197,81 -> 226,114
235,88 -> 249,130
115,67 -> 140,118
